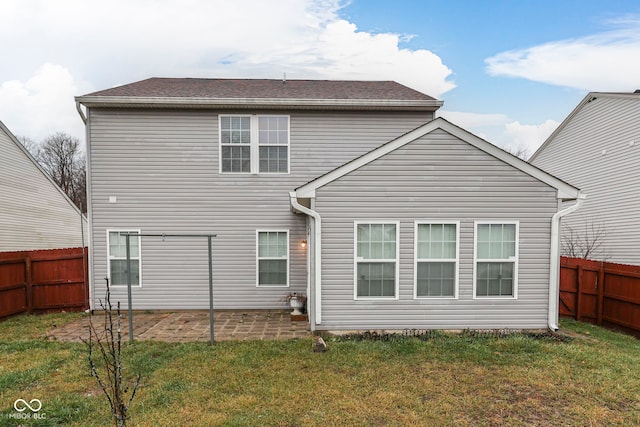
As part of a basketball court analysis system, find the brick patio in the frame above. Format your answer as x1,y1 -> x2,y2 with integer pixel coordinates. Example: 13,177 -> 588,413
47,310 -> 310,343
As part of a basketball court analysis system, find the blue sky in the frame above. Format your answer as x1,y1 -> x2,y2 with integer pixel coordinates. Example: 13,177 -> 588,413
345,1 -> 639,115
1,0 -> 639,156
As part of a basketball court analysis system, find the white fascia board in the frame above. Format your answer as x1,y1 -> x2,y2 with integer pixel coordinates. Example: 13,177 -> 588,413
75,96 -> 443,111
295,117 -> 580,199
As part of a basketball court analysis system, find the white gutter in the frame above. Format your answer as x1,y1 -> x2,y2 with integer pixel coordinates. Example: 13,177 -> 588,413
289,192 -> 322,326
75,96 -> 443,111
548,192 -> 586,330
75,101 -> 87,124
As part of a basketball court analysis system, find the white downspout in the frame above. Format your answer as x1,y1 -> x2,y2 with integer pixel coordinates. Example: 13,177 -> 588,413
289,192 -> 322,326
548,192 -> 586,330
76,101 -> 87,125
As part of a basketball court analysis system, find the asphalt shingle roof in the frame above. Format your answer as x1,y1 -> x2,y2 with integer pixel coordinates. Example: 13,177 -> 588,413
83,78 -> 436,101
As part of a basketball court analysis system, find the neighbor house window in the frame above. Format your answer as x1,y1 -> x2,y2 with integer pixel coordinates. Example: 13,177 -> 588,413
474,222 -> 518,298
107,230 -> 141,286
257,230 -> 289,286
355,222 -> 399,299
415,222 -> 459,298
220,115 -> 289,174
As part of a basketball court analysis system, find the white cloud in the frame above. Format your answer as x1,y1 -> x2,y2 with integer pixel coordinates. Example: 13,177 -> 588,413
299,20 -> 455,96
438,110 -> 559,157
0,63 -> 89,142
0,0 -> 455,141
485,18 -> 640,91
503,119 -> 559,157
438,110 -> 509,128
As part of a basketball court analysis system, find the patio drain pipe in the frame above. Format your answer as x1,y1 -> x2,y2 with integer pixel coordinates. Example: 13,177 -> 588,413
548,192 -> 585,331
290,192 -> 322,328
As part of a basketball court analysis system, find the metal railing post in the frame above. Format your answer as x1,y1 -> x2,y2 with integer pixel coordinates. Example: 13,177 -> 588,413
208,235 -> 215,344
126,233 -> 134,342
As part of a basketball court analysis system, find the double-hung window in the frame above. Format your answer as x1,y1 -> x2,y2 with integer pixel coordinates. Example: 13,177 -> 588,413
354,222 -> 399,299
415,222 -> 459,298
474,222 -> 518,298
107,230 -> 141,287
220,116 -> 251,173
220,115 -> 289,174
257,230 -> 289,286
258,116 -> 289,173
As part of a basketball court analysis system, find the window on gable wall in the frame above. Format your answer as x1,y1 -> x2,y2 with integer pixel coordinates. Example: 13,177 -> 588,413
415,222 -> 459,298
220,115 -> 289,174
355,222 -> 398,299
474,222 -> 519,298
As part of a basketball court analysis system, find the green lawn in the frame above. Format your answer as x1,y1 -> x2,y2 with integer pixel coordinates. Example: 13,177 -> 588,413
1,314 -> 639,426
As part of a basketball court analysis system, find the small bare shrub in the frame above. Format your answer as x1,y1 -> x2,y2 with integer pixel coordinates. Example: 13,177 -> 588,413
83,283 -> 141,427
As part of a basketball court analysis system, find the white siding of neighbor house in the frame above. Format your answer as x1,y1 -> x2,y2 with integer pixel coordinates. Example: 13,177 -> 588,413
314,129 -> 559,330
87,108 -> 432,309
0,122 -> 86,252
530,95 -> 640,265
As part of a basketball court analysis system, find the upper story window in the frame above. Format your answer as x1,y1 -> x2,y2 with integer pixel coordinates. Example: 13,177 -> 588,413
219,115 -> 289,174
220,116 -> 251,173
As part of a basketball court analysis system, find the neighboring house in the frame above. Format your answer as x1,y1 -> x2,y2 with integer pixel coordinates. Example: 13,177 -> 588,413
76,78 -> 581,332
0,120 -> 87,252
530,91 -> 640,265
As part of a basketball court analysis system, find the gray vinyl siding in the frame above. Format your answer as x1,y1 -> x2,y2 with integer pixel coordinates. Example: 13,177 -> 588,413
0,126 -> 86,252
315,129 -> 558,330
531,96 -> 640,265
88,109 -> 431,309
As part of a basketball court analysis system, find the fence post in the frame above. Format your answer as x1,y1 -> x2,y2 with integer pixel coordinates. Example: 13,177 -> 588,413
25,256 -> 33,313
576,265 -> 583,321
597,263 -> 605,326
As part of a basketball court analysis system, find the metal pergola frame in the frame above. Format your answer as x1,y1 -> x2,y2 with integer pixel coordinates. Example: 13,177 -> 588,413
121,232 -> 217,344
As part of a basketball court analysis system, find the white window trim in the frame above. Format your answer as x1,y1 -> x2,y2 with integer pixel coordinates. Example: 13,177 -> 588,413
353,220 -> 400,301
473,221 -> 519,300
413,221 -> 460,299
218,114 -> 290,175
106,229 -> 142,288
219,114 -> 252,175
257,115 -> 291,175
256,229 -> 290,288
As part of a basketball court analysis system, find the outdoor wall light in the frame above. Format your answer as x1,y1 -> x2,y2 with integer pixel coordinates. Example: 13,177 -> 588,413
300,240 -> 307,249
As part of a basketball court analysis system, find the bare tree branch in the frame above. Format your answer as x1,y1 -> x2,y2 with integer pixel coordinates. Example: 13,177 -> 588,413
561,219 -> 607,260
23,132 -> 87,212
501,143 -> 531,161
16,135 -> 40,157
82,284 -> 141,427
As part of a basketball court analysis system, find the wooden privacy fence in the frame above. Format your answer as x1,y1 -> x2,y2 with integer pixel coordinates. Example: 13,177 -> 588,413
560,256 -> 640,337
0,247 -> 89,320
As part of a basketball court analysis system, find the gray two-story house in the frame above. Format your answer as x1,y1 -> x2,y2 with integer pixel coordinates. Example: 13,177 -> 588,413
76,78 -> 581,332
